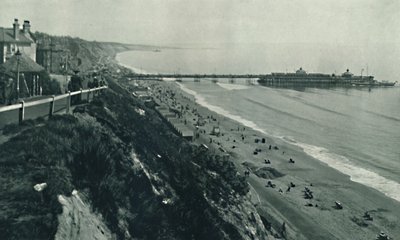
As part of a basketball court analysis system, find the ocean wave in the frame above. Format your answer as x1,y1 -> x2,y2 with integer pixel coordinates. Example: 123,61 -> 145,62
217,83 -> 249,91
245,97 -> 325,128
279,93 -> 349,117
290,141 -> 400,202
115,53 -> 150,74
176,83 -> 267,135
364,110 -> 400,123
178,82 -> 400,203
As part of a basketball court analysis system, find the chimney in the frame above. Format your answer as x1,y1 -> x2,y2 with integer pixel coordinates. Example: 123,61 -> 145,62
23,20 -> 31,34
13,18 -> 19,40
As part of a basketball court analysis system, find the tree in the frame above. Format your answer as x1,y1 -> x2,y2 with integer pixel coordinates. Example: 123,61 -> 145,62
40,71 -> 61,95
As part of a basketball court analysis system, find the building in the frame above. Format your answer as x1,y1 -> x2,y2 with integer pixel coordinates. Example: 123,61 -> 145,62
341,69 -> 354,78
258,67 -> 374,86
0,19 -> 36,64
0,19 -> 46,103
0,52 -> 44,103
295,67 -> 307,75
36,41 -> 70,74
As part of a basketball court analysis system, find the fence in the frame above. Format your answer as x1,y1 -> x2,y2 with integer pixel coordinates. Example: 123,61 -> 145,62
0,86 -> 107,125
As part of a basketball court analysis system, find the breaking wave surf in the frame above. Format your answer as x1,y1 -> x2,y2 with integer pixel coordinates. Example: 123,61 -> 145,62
178,82 -> 400,203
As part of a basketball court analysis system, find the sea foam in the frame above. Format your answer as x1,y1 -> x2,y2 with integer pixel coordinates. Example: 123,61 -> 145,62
292,141 -> 400,202
177,83 -> 267,135
116,53 -> 150,74
217,83 -> 249,90
177,82 -> 400,203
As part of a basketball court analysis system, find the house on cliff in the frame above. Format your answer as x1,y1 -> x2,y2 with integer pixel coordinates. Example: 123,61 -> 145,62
36,40 -> 70,74
0,53 -> 44,103
0,19 -> 36,63
0,19 -> 45,104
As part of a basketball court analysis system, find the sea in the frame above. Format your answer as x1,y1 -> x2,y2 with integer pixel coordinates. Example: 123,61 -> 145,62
116,43 -> 400,202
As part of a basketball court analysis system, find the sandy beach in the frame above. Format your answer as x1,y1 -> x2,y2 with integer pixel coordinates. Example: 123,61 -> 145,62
132,79 -> 400,240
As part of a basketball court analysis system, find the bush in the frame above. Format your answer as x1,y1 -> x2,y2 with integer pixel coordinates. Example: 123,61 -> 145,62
40,72 -> 62,95
2,119 -> 36,135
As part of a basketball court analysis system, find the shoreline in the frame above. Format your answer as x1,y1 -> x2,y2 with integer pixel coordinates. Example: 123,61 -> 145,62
143,80 -> 400,239
115,52 -> 150,74
177,81 -> 400,203
116,54 -> 400,239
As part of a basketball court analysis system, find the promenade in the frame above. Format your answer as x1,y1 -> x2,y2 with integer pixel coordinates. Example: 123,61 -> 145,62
0,86 -> 107,129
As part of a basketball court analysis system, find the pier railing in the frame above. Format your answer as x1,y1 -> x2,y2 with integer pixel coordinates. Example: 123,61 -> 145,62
0,86 -> 107,124
126,73 -> 264,79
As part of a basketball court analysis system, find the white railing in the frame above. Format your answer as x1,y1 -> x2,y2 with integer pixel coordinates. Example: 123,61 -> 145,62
0,86 -> 107,123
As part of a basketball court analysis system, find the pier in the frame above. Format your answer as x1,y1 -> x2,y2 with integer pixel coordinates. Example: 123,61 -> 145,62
126,73 -> 263,82
125,70 -> 396,88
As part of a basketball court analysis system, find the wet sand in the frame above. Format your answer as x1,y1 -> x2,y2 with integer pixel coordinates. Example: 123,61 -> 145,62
134,80 -> 400,240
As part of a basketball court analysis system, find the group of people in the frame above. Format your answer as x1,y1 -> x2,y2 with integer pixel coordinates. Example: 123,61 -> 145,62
67,72 -> 106,105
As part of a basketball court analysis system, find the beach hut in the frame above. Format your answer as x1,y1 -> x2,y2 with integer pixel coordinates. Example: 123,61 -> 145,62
211,126 -> 220,136
181,129 -> 194,141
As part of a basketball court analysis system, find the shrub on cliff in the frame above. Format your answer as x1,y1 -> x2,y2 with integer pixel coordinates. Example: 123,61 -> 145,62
0,79 -> 260,239
40,71 -> 62,95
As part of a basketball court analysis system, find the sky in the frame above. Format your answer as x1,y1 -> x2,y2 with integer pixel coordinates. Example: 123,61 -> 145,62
1,0 -> 399,79
1,0 -> 399,45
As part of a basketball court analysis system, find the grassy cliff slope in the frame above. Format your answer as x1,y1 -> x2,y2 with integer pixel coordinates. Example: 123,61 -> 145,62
0,79 -> 268,239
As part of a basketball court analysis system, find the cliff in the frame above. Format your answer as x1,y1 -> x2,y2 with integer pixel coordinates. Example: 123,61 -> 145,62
0,36 -> 270,239
33,32 -> 158,73
0,80 -> 268,239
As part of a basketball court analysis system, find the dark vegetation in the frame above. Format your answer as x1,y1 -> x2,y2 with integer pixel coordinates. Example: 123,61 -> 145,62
40,71 -> 62,95
0,79 -> 253,239
34,32 -> 152,73
0,32 -> 265,239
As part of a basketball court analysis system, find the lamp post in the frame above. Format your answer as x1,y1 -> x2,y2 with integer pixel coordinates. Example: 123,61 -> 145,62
15,50 -> 21,101
64,53 -> 69,92
50,41 -> 55,73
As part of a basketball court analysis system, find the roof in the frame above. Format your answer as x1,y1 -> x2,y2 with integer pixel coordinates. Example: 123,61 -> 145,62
0,27 -> 34,44
296,67 -> 307,74
37,44 -> 67,52
342,69 -> 353,77
0,53 -> 44,73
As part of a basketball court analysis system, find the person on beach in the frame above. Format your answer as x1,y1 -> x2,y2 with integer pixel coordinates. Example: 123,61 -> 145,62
281,222 -> 286,237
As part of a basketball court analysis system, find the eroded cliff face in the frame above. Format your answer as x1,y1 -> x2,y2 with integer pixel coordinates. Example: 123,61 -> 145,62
55,190 -> 112,240
0,81 -> 269,239
33,32 -> 157,73
70,82 -> 269,239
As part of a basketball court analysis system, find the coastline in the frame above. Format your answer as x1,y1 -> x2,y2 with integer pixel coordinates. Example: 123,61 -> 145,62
115,51 -> 150,74
178,81 -> 400,203
116,54 -> 400,239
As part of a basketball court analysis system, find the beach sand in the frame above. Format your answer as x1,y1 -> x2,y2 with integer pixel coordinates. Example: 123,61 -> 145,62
131,79 -> 400,240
